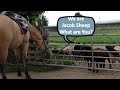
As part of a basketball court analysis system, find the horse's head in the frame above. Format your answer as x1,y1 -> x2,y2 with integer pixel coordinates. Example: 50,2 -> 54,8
29,24 -> 46,50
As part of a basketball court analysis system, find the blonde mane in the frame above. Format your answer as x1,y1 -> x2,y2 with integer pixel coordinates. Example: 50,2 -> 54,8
29,24 -> 43,40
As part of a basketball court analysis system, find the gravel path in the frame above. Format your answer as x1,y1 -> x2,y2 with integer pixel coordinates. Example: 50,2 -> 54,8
3,46 -> 120,79
3,68 -> 120,79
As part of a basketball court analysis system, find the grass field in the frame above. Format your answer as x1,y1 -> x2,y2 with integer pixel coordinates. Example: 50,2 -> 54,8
6,29 -> 120,73
49,29 -> 120,44
46,29 -> 120,66
5,65 -> 63,73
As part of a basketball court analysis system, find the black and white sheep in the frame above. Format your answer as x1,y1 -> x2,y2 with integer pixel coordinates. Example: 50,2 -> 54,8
106,45 -> 120,69
73,44 -> 111,72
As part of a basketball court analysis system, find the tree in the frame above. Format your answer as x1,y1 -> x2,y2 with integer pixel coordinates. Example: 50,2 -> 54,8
12,11 -> 45,24
74,12 -> 83,16
0,11 -> 48,25
12,11 -> 48,26
35,14 -> 48,26
0,11 -> 49,33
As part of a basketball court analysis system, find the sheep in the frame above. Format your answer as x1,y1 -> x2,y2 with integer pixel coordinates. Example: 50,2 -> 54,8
106,45 -> 120,69
93,47 -> 111,69
63,45 -> 74,60
78,45 -> 111,73
71,43 -> 85,66
72,43 -> 84,60
51,48 -> 64,59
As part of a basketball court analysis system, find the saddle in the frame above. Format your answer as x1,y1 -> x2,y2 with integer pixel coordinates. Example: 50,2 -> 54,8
1,11 -> 29,34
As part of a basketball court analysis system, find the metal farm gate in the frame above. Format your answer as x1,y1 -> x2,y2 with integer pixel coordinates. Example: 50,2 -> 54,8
43,23 -> 120,72
7,22 -> 120,73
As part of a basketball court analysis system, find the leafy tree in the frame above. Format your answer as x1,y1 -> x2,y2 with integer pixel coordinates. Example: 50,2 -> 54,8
0,11 -> 48,25
12,11 -> 45,23
0,11 -> 49,34
35,14 -> 48,26
74,12 -> 83,16
12,11 -> 48,26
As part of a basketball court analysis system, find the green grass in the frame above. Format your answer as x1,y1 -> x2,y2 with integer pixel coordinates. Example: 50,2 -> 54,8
6,29 -> 120,73
49,30 -> 120,44
5,65 -> 63,73
48,59 -> 73,65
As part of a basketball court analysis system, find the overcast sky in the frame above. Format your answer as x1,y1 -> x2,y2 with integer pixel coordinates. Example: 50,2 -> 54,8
44,11 -> 120,26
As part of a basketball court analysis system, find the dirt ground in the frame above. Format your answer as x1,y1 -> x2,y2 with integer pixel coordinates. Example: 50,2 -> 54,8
3,46 -> 120,79
3,67 -> 120,79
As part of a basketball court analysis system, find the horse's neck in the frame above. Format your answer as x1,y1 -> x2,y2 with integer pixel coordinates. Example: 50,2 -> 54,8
29,25 -> 43,43
29,30 -> 33,40
29,25 -> 37,40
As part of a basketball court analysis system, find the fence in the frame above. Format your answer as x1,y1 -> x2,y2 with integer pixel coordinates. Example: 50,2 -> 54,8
7,22 -> 120,73
43,24 -> 120,72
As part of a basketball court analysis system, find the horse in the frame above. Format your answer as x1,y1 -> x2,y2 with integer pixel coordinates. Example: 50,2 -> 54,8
0,14 -> 45,79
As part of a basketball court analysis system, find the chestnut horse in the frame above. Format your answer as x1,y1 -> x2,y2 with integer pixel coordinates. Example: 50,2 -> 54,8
0,14 -> 45,79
